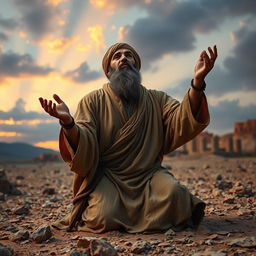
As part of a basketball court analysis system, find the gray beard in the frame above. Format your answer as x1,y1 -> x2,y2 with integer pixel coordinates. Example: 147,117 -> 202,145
109,63 -> 141,105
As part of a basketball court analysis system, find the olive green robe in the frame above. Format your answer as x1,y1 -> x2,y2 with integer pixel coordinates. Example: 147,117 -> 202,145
53,83 -> 209,233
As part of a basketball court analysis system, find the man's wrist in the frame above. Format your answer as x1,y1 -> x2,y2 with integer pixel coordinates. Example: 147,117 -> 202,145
59,116 -> 75,129
191,78 -> 206,91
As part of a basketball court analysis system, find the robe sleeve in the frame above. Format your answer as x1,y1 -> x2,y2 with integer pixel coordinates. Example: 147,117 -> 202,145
161,89 -> 210,154
59,92 -> 99,178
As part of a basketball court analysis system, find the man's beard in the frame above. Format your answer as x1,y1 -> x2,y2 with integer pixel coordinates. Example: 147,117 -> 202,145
109,63 -> 141,104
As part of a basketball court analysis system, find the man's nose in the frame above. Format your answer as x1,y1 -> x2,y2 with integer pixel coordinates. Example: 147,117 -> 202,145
120,54 -> 127,62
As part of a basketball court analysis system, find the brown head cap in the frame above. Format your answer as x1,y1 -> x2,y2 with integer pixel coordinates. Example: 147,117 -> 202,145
102,43 -> 141,77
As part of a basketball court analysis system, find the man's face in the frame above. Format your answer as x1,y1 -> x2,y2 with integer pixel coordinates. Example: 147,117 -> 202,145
108,48 -> 136,75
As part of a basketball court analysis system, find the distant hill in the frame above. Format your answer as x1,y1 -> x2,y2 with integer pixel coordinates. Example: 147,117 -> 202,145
0,142 -> 59,161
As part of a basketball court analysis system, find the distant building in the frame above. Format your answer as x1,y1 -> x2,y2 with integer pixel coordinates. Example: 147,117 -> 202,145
234,119 -> 256,154
178,119 -> 256,156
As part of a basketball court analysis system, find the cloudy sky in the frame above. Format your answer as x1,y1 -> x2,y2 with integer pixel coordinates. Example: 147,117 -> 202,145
0,0 -> 255,150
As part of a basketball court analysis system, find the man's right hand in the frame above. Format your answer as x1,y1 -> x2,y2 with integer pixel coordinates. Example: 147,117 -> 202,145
39,94 -> 72,124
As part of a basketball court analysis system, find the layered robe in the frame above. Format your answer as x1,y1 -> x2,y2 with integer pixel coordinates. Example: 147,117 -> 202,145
53,83 -> 209,233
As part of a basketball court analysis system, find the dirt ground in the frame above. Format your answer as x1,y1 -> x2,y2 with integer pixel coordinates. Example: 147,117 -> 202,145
0,154 -> 255,256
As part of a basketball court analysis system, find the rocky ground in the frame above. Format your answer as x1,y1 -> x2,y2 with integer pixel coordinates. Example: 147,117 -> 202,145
0,154 -> 255,256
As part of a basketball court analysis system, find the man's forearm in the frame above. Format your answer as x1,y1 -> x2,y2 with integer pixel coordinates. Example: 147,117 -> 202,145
60,116 -> 80,152
188,78 -> 204,119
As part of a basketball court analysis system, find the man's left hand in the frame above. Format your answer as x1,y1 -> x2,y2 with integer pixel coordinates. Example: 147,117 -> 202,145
194,45 -> 218,83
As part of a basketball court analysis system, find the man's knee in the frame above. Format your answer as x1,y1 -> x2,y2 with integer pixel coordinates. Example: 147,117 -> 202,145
151,171 -> 181,199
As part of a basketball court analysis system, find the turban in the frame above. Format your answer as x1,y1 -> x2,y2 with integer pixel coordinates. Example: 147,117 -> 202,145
102,43 -> 141,77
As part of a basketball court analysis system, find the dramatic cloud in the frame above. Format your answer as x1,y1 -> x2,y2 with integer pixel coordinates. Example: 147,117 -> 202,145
0,98 -> 59,144
65,61 -> 101,83
118,0 -> 256,68
166,27 -> 256,96
13,0 -> 65,40
0,50 -> 54,80
208,100 -> 256,134
0,99 -> 48,121
223,28 -> 256,91
0,121 -> 59,144
0,32 -> 8,43
0,15 -> 18,31
41,37 -> 77,54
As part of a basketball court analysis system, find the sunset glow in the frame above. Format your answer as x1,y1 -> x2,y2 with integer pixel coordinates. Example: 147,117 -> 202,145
0,0 -> 255,151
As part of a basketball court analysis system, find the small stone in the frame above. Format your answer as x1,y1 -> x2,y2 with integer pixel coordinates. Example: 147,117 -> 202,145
215,180 -> 233,190
5,226 -> 19,233
43,188 -> 55,195
216,174 -> 222,181
12,230 -> 29,242
0,169 -> 11,194
165,228 -> 176,236
203,164 -> 210,169
32,225 -> 52,243
131,241 -> 151,254
229,236 -> 256,248
0,243 -> 14,256
90,239 -> 118,256
13,206 -> 29,215
223,197 -> 235,204
69,250 -> 89,256
77,237 -> 94,248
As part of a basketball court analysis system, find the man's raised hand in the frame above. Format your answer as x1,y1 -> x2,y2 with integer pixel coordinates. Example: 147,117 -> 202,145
194,45 -> 218,81
38,94 -> 72,124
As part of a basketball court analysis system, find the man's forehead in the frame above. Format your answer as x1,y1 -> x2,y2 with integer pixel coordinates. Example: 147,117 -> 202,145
113,48 -> 133,55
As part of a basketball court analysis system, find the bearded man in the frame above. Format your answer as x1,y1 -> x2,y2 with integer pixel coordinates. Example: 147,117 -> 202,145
39,43 -> 217,233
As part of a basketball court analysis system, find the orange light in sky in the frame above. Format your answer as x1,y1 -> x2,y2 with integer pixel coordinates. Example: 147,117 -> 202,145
0,119 -> 55,125
42,37 -> 77,54
0,132 -> 22,137
19,31 -> 27,38
87,25 -> 106,54
47,0 -> 66,6
34,140 -> 59,151
90,0 -> 106,8
76,43 -> 91,52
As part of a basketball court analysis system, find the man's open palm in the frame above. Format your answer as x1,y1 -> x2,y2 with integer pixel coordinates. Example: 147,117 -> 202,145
39,94 -> 71,122
194,45 -> 217,81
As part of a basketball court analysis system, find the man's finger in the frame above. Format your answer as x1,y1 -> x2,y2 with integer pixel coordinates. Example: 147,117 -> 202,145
213,45 -> 218,58
208,47 -> 215,61
53,94 -> 63,104
53,103 -> 57,115
39,97 -> 44,108
48,100 -> 53,113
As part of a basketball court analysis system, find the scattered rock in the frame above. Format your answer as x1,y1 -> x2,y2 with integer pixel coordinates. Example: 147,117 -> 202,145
215,180 -> 233,190
0,243 -> 14,256
229,236 -> 256,248
5,226 -> 19,233
130,240 -> 152,254
223,197 -> 235,204
13,206 -> 30,215
90,239 -> 118,256
215,174 -> 222,181
77,237 -> 118,256
70,250 -> 89,256
165,228 -> 176,237
32,225 -> 52,243
12,230 -> 29,242
43,188 -> 56,195
0,169 -> 11,194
